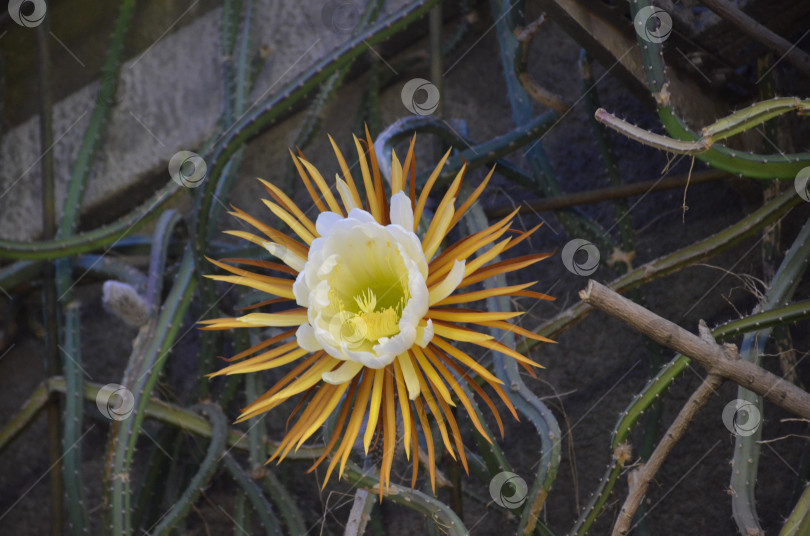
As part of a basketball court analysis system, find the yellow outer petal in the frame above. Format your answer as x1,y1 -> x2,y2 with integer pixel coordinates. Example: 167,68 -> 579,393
216,347 -> 308,375
204,274 -> 295,300
254,356 -> 338,410
396,352 -> 421,400
335,176 -> 361,213
261,199 -> 316,245
299,157 -> 344,215
321,359 -> 364,385
295,382 -> 350,449
393,358 -> 413,458
328,134 -> 364,210
428,260 -> 466,306
236,310 -> 308,327
432,321 -> 493,343
363,368 -> 385,453
391,150 -> 404,194
412,346 -> 454,407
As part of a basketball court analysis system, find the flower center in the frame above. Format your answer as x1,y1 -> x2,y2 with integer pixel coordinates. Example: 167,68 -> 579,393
344,288 -> 404,342
293,205 -> 431,369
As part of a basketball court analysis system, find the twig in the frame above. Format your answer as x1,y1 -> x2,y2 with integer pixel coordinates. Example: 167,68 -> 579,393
344,488 -> 373,536
612,372 -> 724,535
514,13 -> 570,114
579,280 -> 810,420
485,169 -> 729,217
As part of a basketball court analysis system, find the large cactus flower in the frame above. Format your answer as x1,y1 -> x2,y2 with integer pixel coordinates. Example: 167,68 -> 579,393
202,129 -> 554,492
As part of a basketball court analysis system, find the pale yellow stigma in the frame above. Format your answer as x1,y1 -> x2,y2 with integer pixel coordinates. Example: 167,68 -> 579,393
328,288 -> 404,344
354,289 -> 378,314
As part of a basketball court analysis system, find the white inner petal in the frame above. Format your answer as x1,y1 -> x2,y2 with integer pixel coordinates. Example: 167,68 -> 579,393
294,204 -> 432,369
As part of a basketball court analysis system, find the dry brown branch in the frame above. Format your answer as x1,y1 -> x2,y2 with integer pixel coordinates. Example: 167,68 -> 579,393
611,373 -> 724,535
579,280 -> 810,419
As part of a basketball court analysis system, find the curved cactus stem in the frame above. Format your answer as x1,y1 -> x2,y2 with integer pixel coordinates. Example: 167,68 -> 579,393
233,491 -> 248,536
567,454 -> 626,536
462,380 -> 513,478
283,0 -> 386,211
629,0 -> 810,179
150,404 -> 228,536
520,188 -> 802,349
0,260 -> 44,292
729,216 -> 810,534
131,427 -> 176,531
223,454 -> 284,536
194,0 -> 441,258
0,180 -> 180,260
714,299 -> 810,338
107,252 -> 196,536
243,331 -> 306,535
57,0 -> 136,238
144,210 -> 184,308
60,302 -> 89,534
49,3 -> 139,533
781,483 -> 810,536
263,470 -> 307,536
700,97 -> 810,142
73,255 -> 148,291
0,376 -> 324,460
374,114 -> 558,192
568,219 -> 810,534
459,182 -> 561,535
343,462 -> 469,536
489,0 -> 616,256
